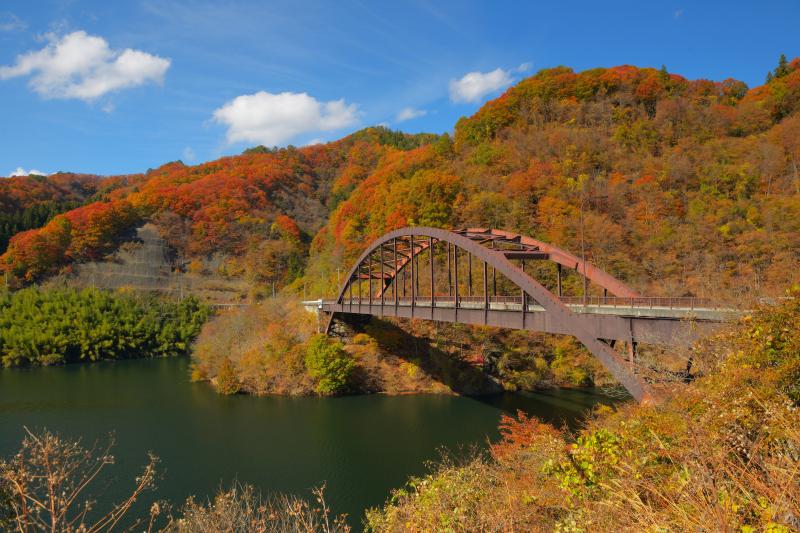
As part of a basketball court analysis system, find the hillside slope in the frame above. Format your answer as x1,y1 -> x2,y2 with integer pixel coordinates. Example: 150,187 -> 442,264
0,173 -> 103,254
309,60 -> 800,302
0,128 -> 436,285
365,289 -> 800,531
2,59 -> 799,300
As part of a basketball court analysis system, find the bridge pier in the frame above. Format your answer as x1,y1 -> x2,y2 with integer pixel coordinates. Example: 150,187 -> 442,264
627,340 -> 638,366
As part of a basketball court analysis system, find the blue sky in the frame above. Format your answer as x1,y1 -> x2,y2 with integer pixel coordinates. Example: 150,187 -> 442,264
1,0 -> 798,177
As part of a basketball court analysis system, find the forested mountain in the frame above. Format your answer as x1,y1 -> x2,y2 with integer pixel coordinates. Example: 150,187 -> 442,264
0,173 -> 100,254
2,58 -> 799,303
0,128 -> 436,284
309,58 -> 800,302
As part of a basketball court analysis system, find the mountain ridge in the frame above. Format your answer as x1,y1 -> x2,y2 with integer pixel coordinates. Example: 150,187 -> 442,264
2,59 -> 799,302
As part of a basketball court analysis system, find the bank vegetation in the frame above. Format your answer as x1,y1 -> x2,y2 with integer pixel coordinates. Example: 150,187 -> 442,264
190,297 -> 602,397
365,288 -> 800,531
0,287 -> 209,367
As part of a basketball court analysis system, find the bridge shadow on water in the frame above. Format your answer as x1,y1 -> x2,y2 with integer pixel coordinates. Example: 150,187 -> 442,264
351,317 -> 628,430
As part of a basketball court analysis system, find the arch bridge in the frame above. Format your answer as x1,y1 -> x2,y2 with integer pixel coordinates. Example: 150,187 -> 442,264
321,227 -> 737,404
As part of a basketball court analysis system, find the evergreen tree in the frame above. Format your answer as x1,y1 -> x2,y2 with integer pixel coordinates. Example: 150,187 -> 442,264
776,53 -> 789,78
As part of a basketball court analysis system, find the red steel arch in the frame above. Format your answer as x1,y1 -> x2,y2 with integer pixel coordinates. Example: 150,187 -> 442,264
461,228 -> 638,298
326,227 -> 653,403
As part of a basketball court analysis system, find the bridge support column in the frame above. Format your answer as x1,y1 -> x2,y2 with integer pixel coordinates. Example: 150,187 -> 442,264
393,238 -> 399,313
429,236 -> 435,318
379,243 -> 385,316
447,242 -> 452,297
521,259 -> 526,328
626,318 -> 637,367
410,235 -> 415,317
483,260 -> 488,324
627,341 -> 638,366
453,245 -> 459,322
557,263 -> 563,297
468,254 -> 473,296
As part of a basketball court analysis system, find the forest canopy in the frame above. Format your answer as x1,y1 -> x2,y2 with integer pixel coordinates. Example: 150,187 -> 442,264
0,287 -> 209,367
1,59 -> 799,304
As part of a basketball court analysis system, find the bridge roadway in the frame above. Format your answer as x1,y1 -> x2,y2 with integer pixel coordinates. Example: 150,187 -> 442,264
319,296 -> 740,347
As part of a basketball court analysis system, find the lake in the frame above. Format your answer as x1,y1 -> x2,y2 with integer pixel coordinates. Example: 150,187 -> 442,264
0,356 -> 621,529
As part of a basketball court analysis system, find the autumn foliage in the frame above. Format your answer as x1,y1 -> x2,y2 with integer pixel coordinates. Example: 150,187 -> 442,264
1,58 -> 799,303
312,58 -> 800,302
2,200 -> 139,281
366,289 -> 800,531
0,128 -> 433,284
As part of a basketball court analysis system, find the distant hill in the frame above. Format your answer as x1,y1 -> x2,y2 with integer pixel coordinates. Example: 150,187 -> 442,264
0,127 -> 435,285
0,173 -> 102,254
3,59 -> 800,303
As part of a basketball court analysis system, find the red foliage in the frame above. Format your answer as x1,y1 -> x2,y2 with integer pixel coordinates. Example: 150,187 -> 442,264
1,199 -> 140,280
0,173 -> 104,212
2,218 -> 71,281
272,215 -> 301,241
490,410 -> 563,460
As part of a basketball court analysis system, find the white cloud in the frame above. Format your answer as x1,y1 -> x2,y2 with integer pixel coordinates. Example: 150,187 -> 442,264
0,31 -> 171,101
8,167 -> 48,177
304,138 -> 325,146
515,62 -> 533,73
0,13 -> 26,32
213,91 -> 359,146
674,8 -> 685,18
396,107 -> 427,122
449,67 -> 515,104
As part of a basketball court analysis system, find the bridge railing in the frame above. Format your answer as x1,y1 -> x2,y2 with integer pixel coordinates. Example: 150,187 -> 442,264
335,295 -> 716,309
559,296 -> 714,309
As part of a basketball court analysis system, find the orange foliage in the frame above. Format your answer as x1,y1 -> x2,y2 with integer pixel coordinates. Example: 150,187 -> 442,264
309,60 -> 800,301
3,60 -> 800,303
2,199 -> 139,280
272,215 -> 301,241
0,173 -> 103,212
490,410 -> 564,460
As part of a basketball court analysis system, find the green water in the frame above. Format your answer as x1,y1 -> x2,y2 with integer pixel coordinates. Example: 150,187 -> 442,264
0,357 -> 620,528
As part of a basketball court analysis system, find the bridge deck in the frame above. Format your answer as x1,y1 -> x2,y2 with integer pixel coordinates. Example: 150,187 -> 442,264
319,298 -> 740,346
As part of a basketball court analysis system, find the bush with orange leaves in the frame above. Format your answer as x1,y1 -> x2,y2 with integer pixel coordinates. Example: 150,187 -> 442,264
190,297 -> 318,396
366,287 -> 800,532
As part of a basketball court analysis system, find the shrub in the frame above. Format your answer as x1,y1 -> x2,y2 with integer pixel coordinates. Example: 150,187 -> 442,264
191,299 -> 316,395
164,483 -> 349,532
215,357 -> 241,395
0,430 -> 350,532
304,334 -> 356,395
0,429 -> 158,531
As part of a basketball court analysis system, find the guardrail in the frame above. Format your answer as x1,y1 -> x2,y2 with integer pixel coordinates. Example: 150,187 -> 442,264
333,295 -> 717,310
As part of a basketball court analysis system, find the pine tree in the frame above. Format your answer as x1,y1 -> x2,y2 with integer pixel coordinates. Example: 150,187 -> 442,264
776,53 -> 789,78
